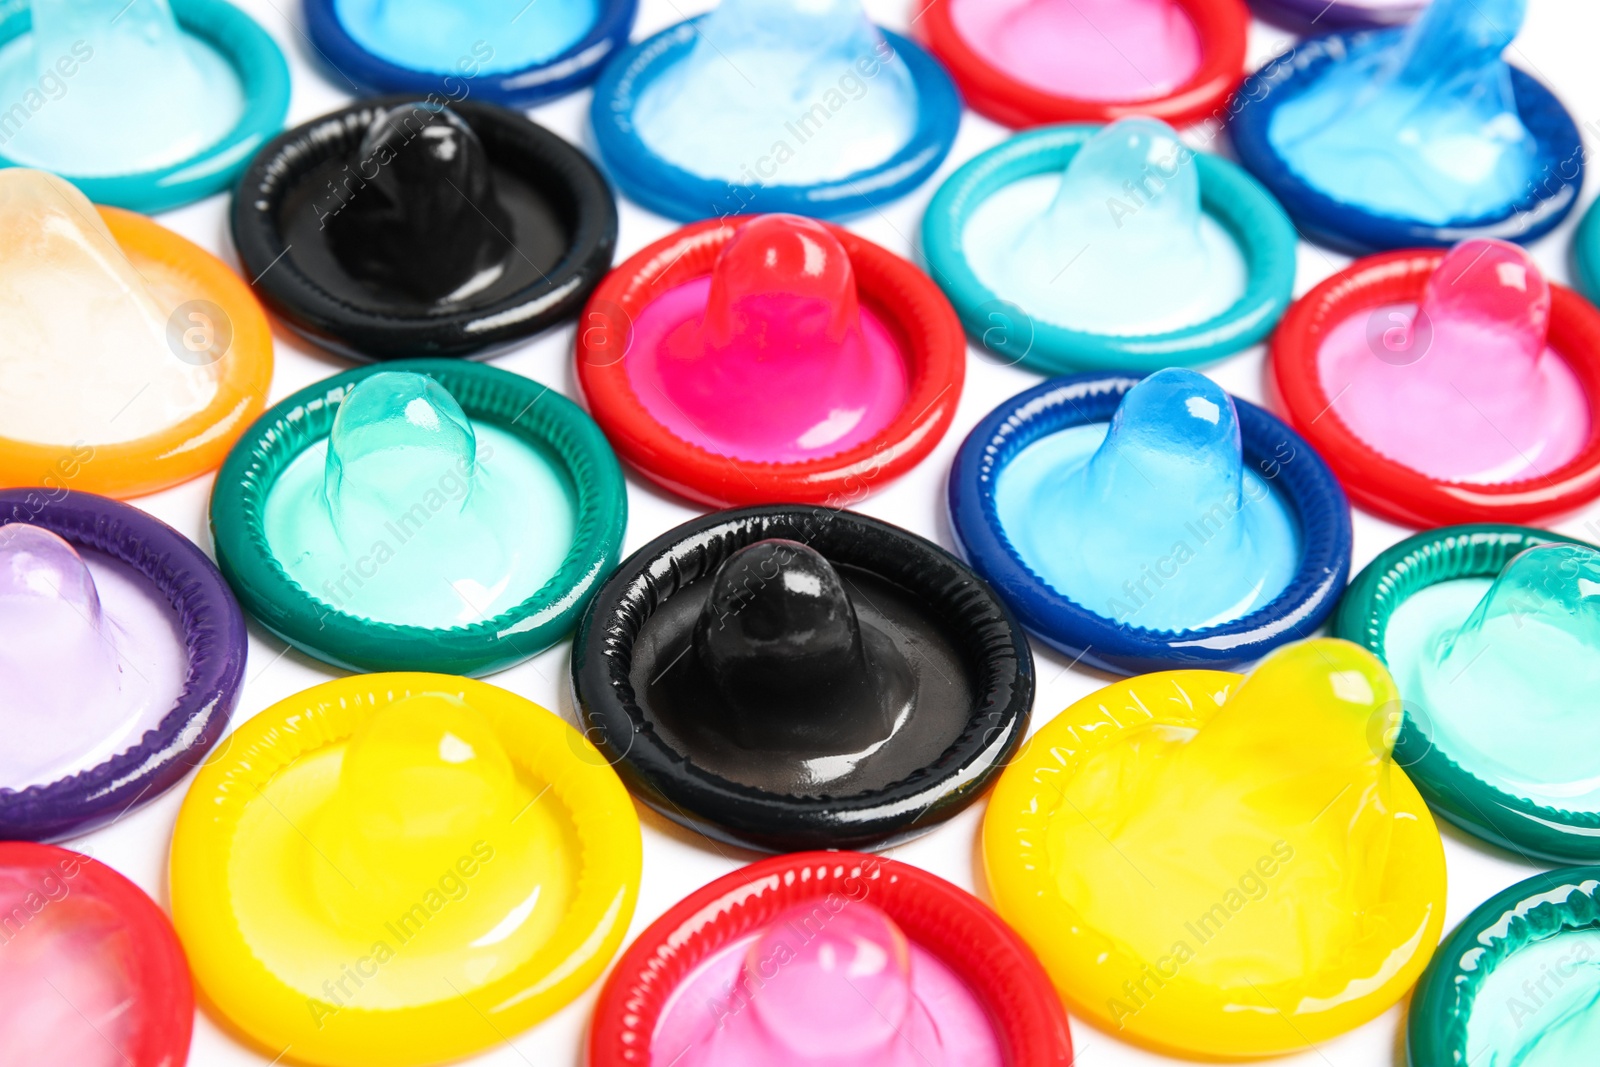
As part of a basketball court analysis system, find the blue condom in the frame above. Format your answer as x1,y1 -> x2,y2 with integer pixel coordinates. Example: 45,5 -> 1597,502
948,370 -> 1351,676
591,0 -> 959,222
304,0 -> 637,106
1232,0 -> 1580,254
922,122 -> 1296,373
0,0 -> 287,213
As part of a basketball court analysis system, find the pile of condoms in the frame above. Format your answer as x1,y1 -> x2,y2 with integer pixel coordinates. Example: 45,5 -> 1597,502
7,0 -> 1600,1065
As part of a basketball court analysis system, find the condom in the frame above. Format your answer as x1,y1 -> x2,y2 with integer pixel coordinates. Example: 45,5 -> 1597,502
0,0 -> 286,212
211,360 -> 626,676
0,843 -> 192,1066
1248,0 -> 1425,30
920,0 -> 1246,128
233,97 -> 616,361
950,370 -> 1350,675
1272,242 -> 1600,526
572,506 -> 1033,852
577,215 -> 963,506
1232,0 -> 1581,253
170,674 -> 641,1067
922,123 -> 1294,373
1336,523 -> 1600,861
305,0 -> 636,104
0,493 -> 243,841
591,0 -> 958,221
589,852 -> 1074,1067
0,170 -> 272,499
1409,867 -> 1600,1067
985,639 -> 1446,1057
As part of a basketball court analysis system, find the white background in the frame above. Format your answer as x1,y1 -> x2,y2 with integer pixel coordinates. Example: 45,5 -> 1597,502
69,1 -> 1600,1064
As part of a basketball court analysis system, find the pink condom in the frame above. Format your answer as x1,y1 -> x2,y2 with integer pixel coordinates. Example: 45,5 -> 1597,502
1317,239 -> 1589,483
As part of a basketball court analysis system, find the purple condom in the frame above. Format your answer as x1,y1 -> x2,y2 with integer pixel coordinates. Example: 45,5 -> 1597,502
0,490 -> 246,841
1249,0 -> 1425,30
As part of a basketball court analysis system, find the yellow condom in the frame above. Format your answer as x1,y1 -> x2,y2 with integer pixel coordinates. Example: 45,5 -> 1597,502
983,638 -> 1446,1058
170,674 -> 641,1066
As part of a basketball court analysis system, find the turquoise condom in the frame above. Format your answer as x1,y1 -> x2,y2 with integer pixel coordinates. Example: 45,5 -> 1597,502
1268,0 -> 1536,225
331,0 -> 598,75
964,117 -> 1246,337
630,0 -> 917,185
994,368 -> 1298,632
0,0 -> 288,210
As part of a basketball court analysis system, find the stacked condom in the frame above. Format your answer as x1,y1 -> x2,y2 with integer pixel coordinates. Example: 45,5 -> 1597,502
4,1 -> 1600,1067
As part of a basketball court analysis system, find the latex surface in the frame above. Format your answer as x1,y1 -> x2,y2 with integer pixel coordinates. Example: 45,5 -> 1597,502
949,0 -> 1201,101
996,369 -> 1297,631
652,901 -> 1002,1067
965,119 -> 1246,335
626,215 -> 908,462
264,371 -> 574,629
1318,239 -> 1588,483
0,169 -> 221,447
0,524 -> 187,790
333,0 -> 598,75
630,537 -> 974,795
0,0 -> 243,175
1464,928 -> 1600,1066
1269,0 -> 1537,224
632,0 -> 916,183
1385,544 -> 1600,811
327,103 -> 515,305
984,639 -> 1446,1055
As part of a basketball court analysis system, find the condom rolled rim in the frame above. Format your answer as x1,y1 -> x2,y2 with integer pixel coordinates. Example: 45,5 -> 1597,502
948,371 -> 1352,676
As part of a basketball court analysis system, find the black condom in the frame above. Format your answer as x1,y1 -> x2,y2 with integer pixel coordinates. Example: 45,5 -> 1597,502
232,96 -> 617,362
573,507 -> 1034,852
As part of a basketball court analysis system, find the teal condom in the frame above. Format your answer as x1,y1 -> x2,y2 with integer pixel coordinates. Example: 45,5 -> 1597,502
0,0 -> 287,210
1406,544 -> 1600,810
264,372 -> 575,630
630,0 -> 917,185
965,118 -> 1247,337
994,368 -> 1297,632
1268,0 -> 1537,225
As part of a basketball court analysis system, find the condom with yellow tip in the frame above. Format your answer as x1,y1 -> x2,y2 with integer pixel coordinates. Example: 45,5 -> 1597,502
983,638 -> 1446,1058
170,674 -> 641,1066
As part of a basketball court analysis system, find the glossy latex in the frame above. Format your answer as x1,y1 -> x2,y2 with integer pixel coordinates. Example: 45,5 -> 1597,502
625,215 -> 908,462
0,523 -> 186,791
984,638 -> 1446,1055
332,0 -> 598,75
636,538 -> 975,795
0,169 -> 221,447
1317,239 -> 1588,483
1398,544 -> 1600,810
1269,0 -> 1537,224
1464,928 -> 1600,1065
0,0 -> 243,175
263,371 -> 574,629
995,369 -> 1297,631
965,119 -> 1246,335
631,0 -> 916,183
948,0 -> 1200,100
654,901 -> 1002,1067
327,103 -> 515,304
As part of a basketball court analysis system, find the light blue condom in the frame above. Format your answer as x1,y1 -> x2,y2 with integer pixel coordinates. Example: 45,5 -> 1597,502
1464,925 -> 1600,1066
0,0 -> 244,176
264,371 -> 576,631
994,368 -> 1298,632
631,0 -> 917,185
332,0 -> 598,75
1268,0 -> 1536,225
1403,543 -> 1600,811
964,117 -> 1246,336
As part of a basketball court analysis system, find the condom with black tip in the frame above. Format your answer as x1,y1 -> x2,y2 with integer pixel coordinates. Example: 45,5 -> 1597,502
232,96 -> 616,362
572,506 -> 1033,853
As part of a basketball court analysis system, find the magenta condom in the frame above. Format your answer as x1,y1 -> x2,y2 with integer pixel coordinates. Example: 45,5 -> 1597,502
1312,239 -> 1587,483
